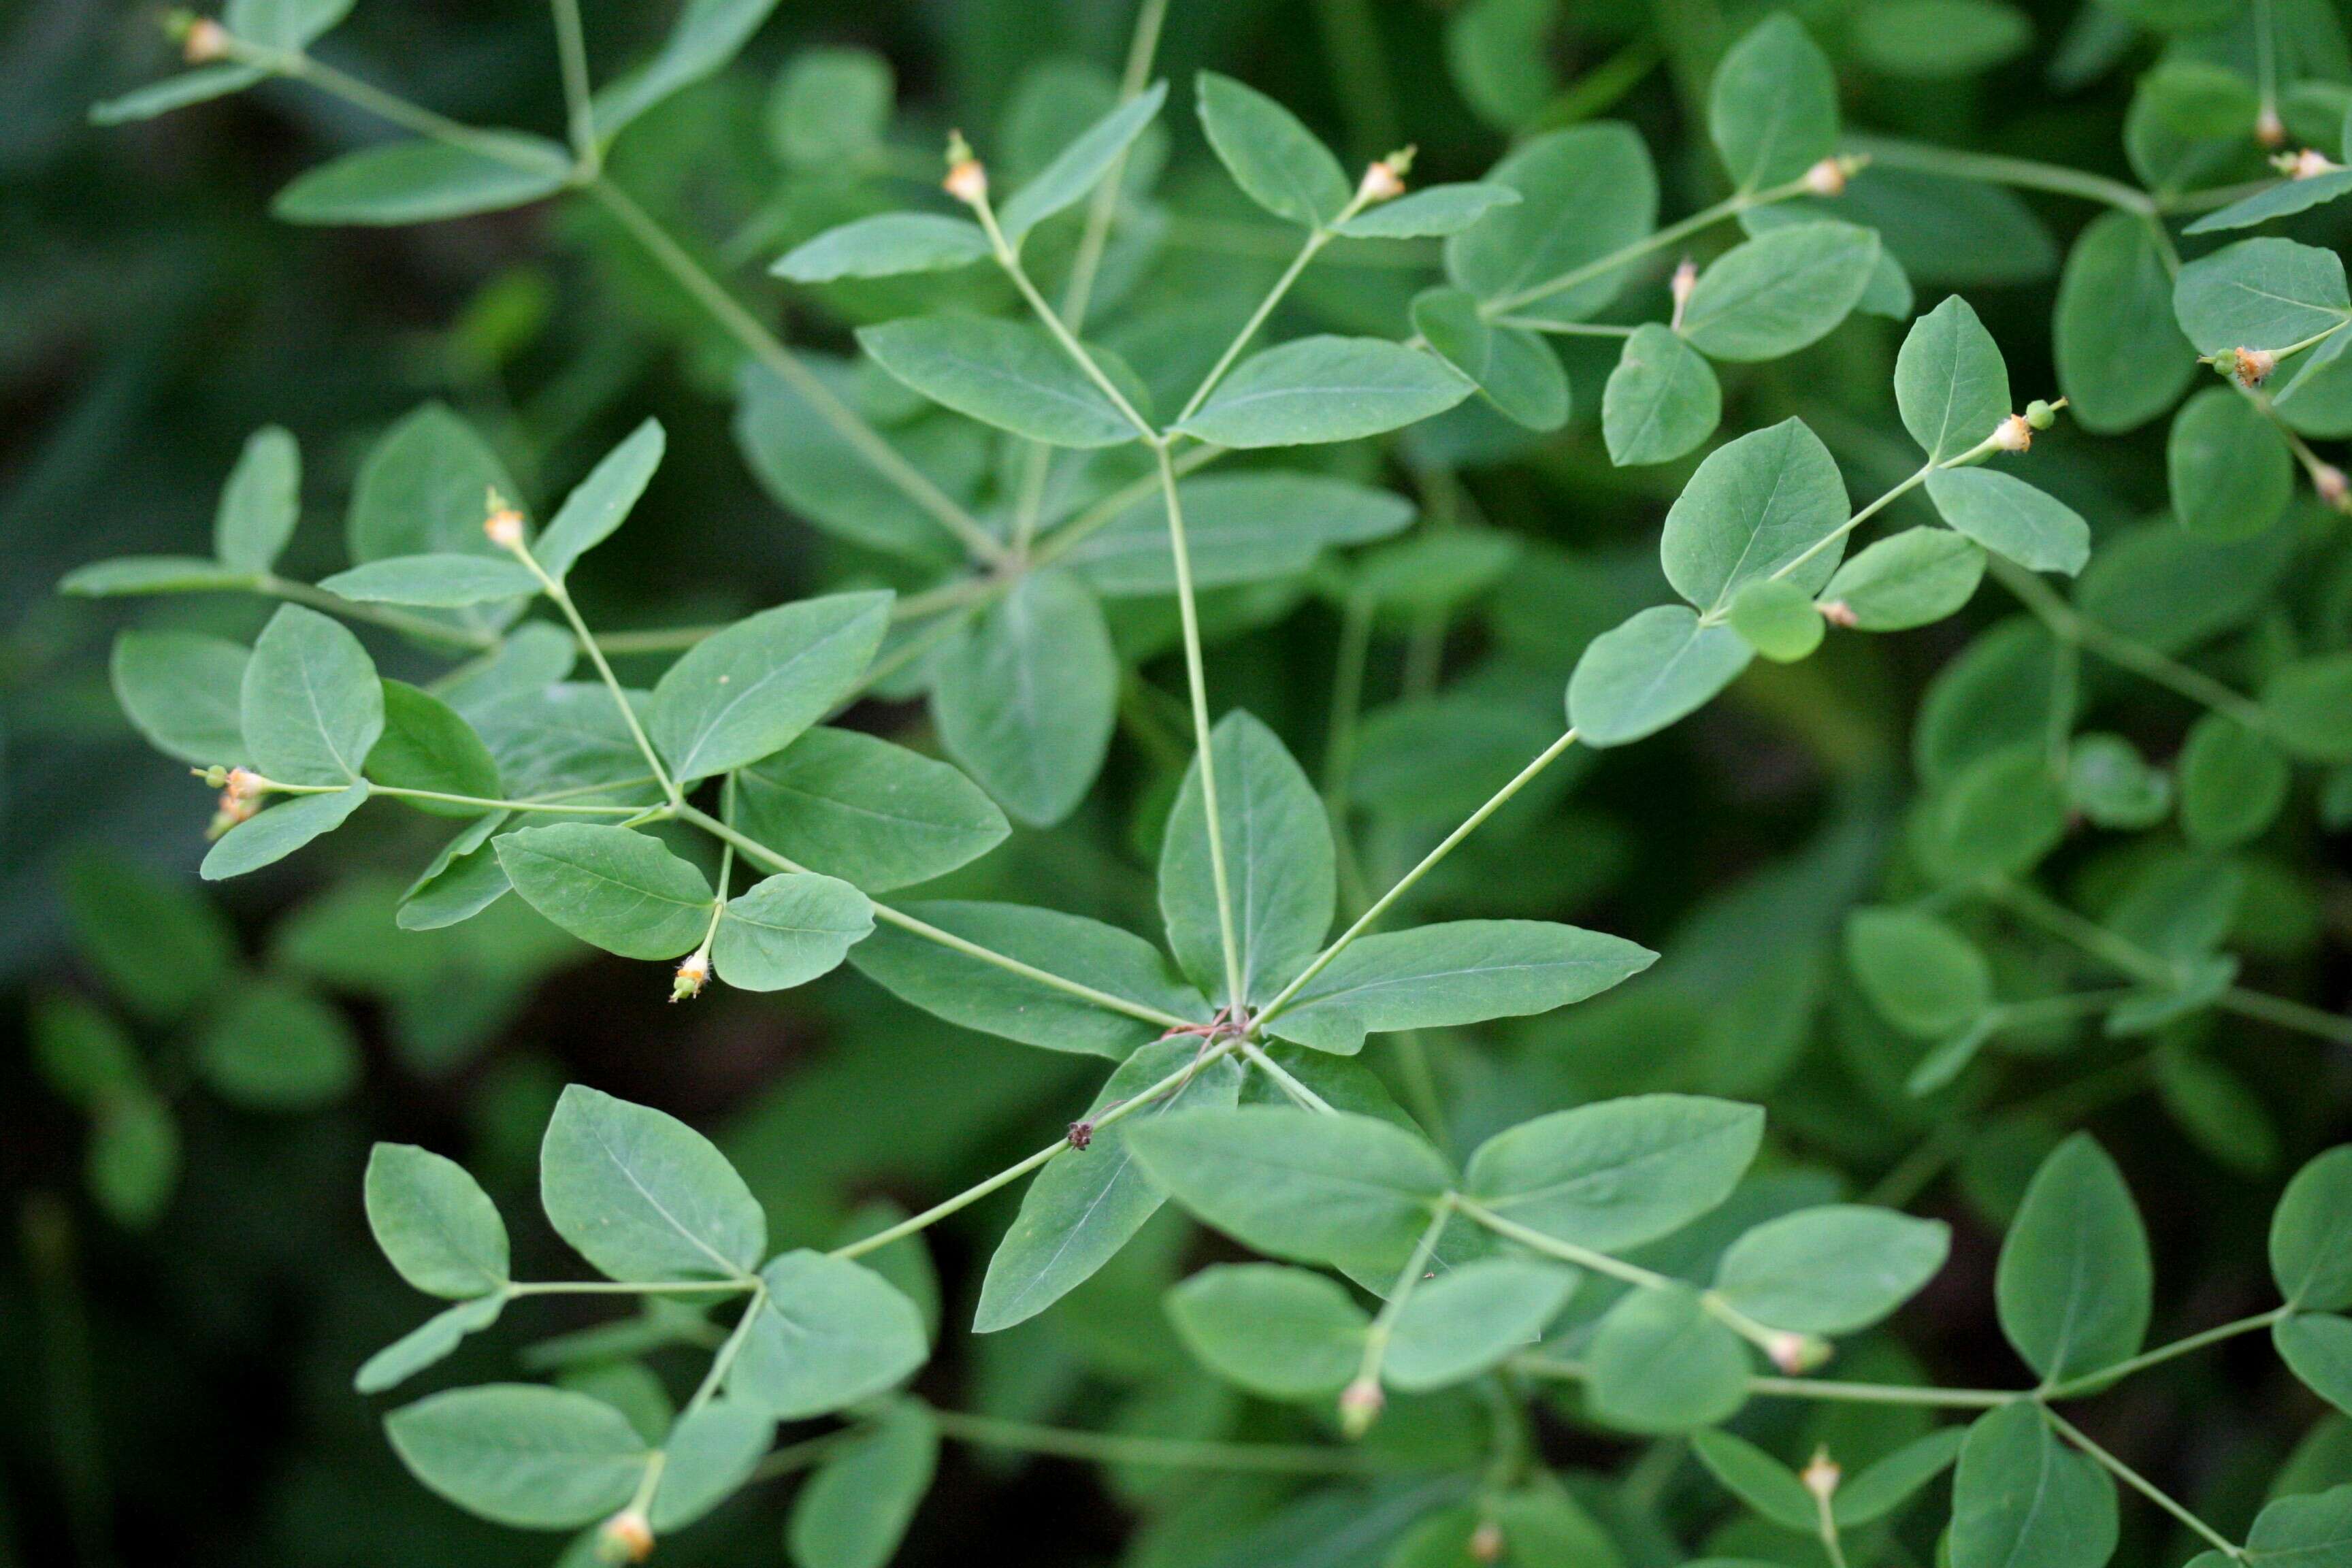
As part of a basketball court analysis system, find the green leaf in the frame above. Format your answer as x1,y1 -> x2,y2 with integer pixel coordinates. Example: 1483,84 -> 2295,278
1165,1262 -> 1369,1399
1679,223 -> 1880,363
90,65 -> 268,126
733,359 -> 979,566
1265,920 -> 1654,1056
1603,324 -> 1722,466
1709,14 -> 1839,191
591,0 -> 784,141
2276,1315 -> 2352,1416
536,419 -> 664,582
2246,1484 -> 2352,1565
540,1083 -> 765,1282
1727,578 -> 1825,662
1386,1258 -> 1576,1390
1924,468 -> 2090,575
31,993 -> 146,1110
1844,906 -> 1992,1037
2261,653 -> 2352,762
110,630 -> 250,766
2067,733 -> 2173,829
1338,184 -> 1521,239
2179,713 -> 2289,848
399,813 -> 513,930
735,728 -> 1007,892
1691,1428 -> 1818,1531
1446,122 -> 1658,324
649,591 -> 892,781
61,852 -> 236,1024
368,681 -> 501,812
347,401 -> 524,566
773,214 -> 992,282
274,134 -> 571,225
1661,418 -> 1850,612
1567,605 -> 1754,748
320,554 -> 541,607
1388,1488 -> 1618,1568
930,568 -> 1115,827
242,604 -> 385,783
88,1092 -> 178,1227
1713,1205 -> 1950,1333
1062,472 -> 1414,595
1411,287 -> 1570,431
973,1036 -> 1243,1332
1834,1427 -> 1967,1525
1950,1404 -> 2117,1568
1465,1094 -> 1762,1250
647,1401 -> 773,1531
1126,1107 -> 1452,1275
787,1399 -> 938,1568
365,1143 -> 510,1298
710,872 -> 874,992
1852,0 -> 2032,78
1995,1133 -> 2151,1384
2056,210 -> 2197,434
848,900 -> 1207,1057
1922,743 -> 2068,882
2186,169 -> 2352,234
1586,1283 -> 1750,1432
225,0 -> 354,50
1195,71 -> 1350,228
859,316 -> 1136,448
768,47 -> 893,170
60,555 -> 257,595
1820,527 -> 1985,630
2273,1147 -> 2352,1309
726,1250 -> 928,1418
496,825 -> 713,960
1160,710 -> 1335,1007
1175,336 -> 1473,448
2168,387 -> 2291,542
998,80 -> 1169,248
214,425 -> 300,572
1897,297 -> 2013,463
385,1384 -> 647,1529
201,781 -> 370,880
355,1295 -> 506,1394
2174,237 -> 2351,355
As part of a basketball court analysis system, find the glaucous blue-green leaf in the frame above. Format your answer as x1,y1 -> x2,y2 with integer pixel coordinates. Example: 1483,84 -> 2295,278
365,1142 -> 509,1298
346,403 -> 527,631
2174,237 -> 2351,355
858,316 -> 1137,448
727,1250 -> 928,1419
1567,605 -> 1754,747
385,1384 -> 647,1529
2168,387 -> 2291,542
1386,1258 -> 1576,1391
1160,710 -> 1334,1007
274,134 -> 572,225
2076,516 -> 2294,655
1176,336 -> 1473,448
1851,0 -> 2031,77
242,603 -> 384,783
495,825 -> 713,960
354,1294 -> 505,1394
90,65 -> 269,126
1678,223 -> 1880,363
848,900 -> 1208,1057
591,0 -> 785,141
1411,287 -> 1570,431
470,683 -> 664,806
1126,1107 -> 1452,1275
195,977 -> 359,1108
1727,578 -> 1825,662
534,418 -> 664,581
225,0 -> 355,50
2056,210 -> 2197,434
2244,1485 -> 2352,1565
367,680 -> 500,812
1464,1094 -> 1763,1250
1714,1205 -> 1949,1333
2273,1147 -> 2352,1309
768,46 -> 893,170
2185,168 -> 2352,233
773,214 -> 992,282
1661,418 -> 1850,611
2274,328 -> 2352,438
1195,71 -> 1350,227
1995,1132 -> 2150,1383
1834,1428 -> 1967,1526
2066,733 -> 2172,830
735,728 -> 1008,892
1897,296 -> 2012,462
59,555 -> 257,596
1446,123 -> 1658,324
1603,324 -> 1721,466
1165,1262 -> 1369,1399
1445,0 -> 1556,129
2263,653 -> 2352,762
787,1399 -> 937,1568
1708,14 -> 1839,191
202,780 -> 370,880
930,568 -> 1115,826
1690,1428 -> 1816,1531
1919,743 -> 2069,882
540,1084 -> 764,1282
1388,1489 -> 1618,1568
2276,1315 -> 2352,1415
973,1036 -> 1243,1332
111,630 -> 250,766
1338,183 -> 1521,238
1263,921 -> 1655,1056
2178,713 -> 2288,848
1061,472 -> 1414,595
711,872 -> 874,992
320,554 -> 540,606
998,80 -> 1169,248
213,425 -> 299,572
60,853 -> 234,1025
1924,468 -> 2090,574
1820,527 -> 1985,630
649,591 -> 892,781
1844,906 -> 1991,1037
1586,1283 -> 1750,1432
1950,1404 -> 2116,1568
647,1401 -> 773,1531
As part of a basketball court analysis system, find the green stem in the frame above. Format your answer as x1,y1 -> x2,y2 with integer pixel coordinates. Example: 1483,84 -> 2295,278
1988,556 -> 2272,732
257,574 -> 499,650
684,1284 -> 766,1418
269,50 -> 553,170
547,0 -> 598,174
1349,1201 -> 1454,1411
1057,0 -> 1171,331
930,1407 -> 1373,1473
1494,318 -> 1639,338
2042,1309 -> 2287,1399
1236,1037 -> 1337,1113
975,197 -> 1158,441
1454,1197 -> 1673,1292
1988,879 -> 2176,987
750,1429 -> 861,1482
512,540 -> 683,805
1844,136 -> 2155,216
259,777 -> 642,816
2220,987 -> 2352,1048
505,1279 -> 752,1297
1481,177 -> 1810,319
2044,1409 -> 2245,1560
1513,1355 -> 2019,1408
1032,440 -> 1226,561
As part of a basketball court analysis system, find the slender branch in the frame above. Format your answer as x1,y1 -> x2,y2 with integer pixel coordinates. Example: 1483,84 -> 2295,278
2044,1409 -> 2245,1560
263,778 -> 640,816
1988,557 -> 2272,732
684,1284 -> 767,1417
1454,1197 -> 1673,1292
1479,176 -> 1812,319
930,1407 -> 1373,1473
269,51 -> 557,170
750,1429 -> 860,1482
2042,1309 -> 2288,1399
507,537 -> 683,804
1057,0 -> 1171,331
2220,987 -> 2352,1048
1346,1201 -> 1454,1423
1512,1356 -> 2018,1408
1031,440 -> 1226,561
505,1279 -> 752,1296
257,574 -> 500,650
973,197 -> 1158,442
546,0 -> 598,174
1987,879 -> 2177,987
1844,136 -> 2155,216
1236,1037 -> 1337,1113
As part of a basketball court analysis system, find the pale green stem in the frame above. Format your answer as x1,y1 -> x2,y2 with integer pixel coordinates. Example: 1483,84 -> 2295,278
510,540 -> 683,805
505,1279 -> 752,1296
2220,987 -> 2352,1049
257,777 -> 642,816
1236,1037 -> 1337,1113
1350,1201 -> 1454,1405
2044,1409 -> 2245,1560
2255,0 -> 2280,125
2042,1309 -> 2287,1399
1032,440 -> 1227,559
547,0 -> 598,174
684,1284 -> 767,1418
1480,176 -> 1812,318
1844,137 -> 2155,216
257,574 -> 500,649
930,1407 -> 1372,1473
1989,879 -> 2178,987
973,198 -> 1158,441
1454,1197 -> 1672,1292
1815,1488 -> 1850,1568
1056,0 -> 1171,331
1988,556 -> 2273,732
1513,1356 -> 2018,1408
750,1430 -> 860,1482
1494,318 -> 1639,338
